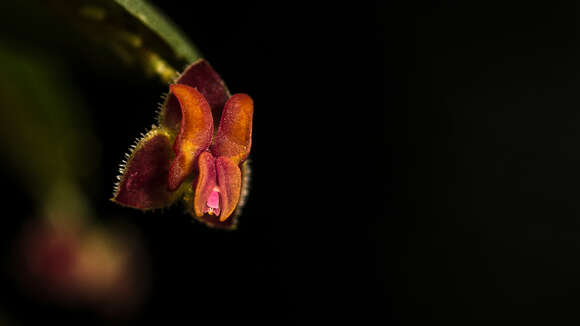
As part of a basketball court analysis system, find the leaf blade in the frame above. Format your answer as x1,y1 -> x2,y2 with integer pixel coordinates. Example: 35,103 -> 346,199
113,0 -> 201,63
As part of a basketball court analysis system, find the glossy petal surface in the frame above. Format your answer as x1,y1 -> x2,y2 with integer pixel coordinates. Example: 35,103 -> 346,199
160,59 -> 230,130
211,94 -> 254,165
193,151 -> 217,217
215,156 -> 242,221
112,129 -> 175,210
167,84 -> 213,191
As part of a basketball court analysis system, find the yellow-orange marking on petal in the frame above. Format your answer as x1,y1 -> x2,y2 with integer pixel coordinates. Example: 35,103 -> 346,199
211,94 -> 253,165
168,84 -> 213,191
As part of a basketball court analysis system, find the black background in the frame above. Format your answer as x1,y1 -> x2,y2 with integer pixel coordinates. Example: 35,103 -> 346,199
1,1 -> 387,325
4,1 -> 580,325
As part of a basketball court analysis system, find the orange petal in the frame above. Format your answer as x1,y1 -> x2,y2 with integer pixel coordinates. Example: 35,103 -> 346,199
167,84 -> 213,191
210,94 -> 253,165
160,59 -> 230,131
193,151 -> 217,217
215,156 -> 242,222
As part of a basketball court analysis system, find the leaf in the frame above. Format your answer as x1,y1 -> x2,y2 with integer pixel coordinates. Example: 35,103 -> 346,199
0,45 -> 95,200
113,0 -> 201,63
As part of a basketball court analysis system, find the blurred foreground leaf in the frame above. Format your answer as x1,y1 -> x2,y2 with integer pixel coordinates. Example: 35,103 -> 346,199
113,0 -> 201,63
0,46 -> 95,201
46,0 -> 201,82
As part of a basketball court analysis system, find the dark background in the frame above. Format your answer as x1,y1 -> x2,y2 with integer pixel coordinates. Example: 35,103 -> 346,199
2,1 -> 580,325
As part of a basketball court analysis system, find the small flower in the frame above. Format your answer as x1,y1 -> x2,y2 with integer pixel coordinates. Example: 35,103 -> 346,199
112,59 -> 253,229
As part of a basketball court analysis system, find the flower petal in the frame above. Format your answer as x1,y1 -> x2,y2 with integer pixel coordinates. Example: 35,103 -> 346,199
215,156 -> 242,222
112,128 -> 177,210
210,94 -> 254,165
184,160 -> 250,230
160,59 -> 230,131
193,151 -> 217,217
167,84 -> 214,191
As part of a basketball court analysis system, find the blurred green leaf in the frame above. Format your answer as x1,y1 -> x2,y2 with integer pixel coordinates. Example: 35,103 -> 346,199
44,0 -> 198,81
0,45 -> 96,201
113,0 -> 201,63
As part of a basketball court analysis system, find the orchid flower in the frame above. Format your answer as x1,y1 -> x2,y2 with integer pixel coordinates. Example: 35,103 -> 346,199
112,59 -> 253,229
